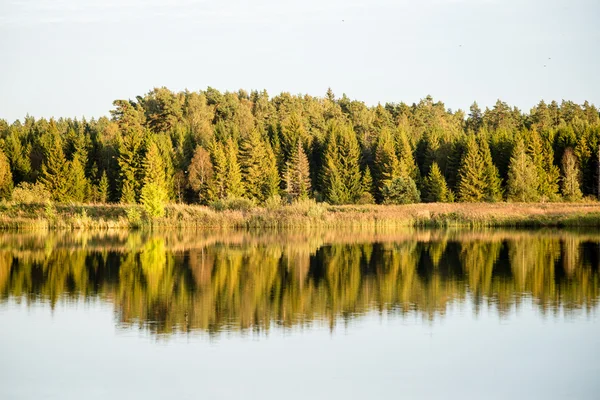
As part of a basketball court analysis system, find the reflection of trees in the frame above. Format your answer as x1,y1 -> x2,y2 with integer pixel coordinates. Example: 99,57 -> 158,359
0,230 -> 599,335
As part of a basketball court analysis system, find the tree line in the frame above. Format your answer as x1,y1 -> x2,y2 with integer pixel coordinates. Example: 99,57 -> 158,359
1,87 -> 599,211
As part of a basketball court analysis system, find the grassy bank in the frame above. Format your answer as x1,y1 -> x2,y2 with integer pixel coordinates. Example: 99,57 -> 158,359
2,200 -> 600,230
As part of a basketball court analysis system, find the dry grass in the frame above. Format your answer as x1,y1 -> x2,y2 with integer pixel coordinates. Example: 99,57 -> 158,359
1,200 -> 600,230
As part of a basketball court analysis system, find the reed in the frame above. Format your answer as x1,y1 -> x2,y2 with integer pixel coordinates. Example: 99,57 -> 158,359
1,200 -> 600,230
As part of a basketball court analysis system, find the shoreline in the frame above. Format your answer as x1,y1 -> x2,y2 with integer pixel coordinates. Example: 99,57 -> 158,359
2,201 -> 600,230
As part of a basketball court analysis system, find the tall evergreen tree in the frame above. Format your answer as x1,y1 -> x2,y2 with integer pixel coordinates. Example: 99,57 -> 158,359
98,171 -> 110,203
140,141 -> 168,217
40,134 -> 71,202
507,139 -> 539,202
457,136 -> 486,202
321,121 -> 362,204
527,128 -> 559,201
423,162 -> 453,203
374,127 -> 400,199
0,149 -> 13,199
240,129 -> 280,202
224,138 -> 244,198
478,136 -> 503,202
284,141 -> 311,201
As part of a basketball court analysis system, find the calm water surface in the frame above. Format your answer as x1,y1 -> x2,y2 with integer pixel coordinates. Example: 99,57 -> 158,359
1,229 -> 599,399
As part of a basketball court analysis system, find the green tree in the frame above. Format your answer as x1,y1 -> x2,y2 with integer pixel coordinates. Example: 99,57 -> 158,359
381,176 -> 420,204
240,129 -> 280,203
561,148 -> 583,201
478,136 -> 503,202
527,129 -> 559,201
423,162 -> 453,203
457,136 -> 486,202
98,171 -> 110,203
284,141 -> 311,201
0,149 -> 13,199
224,138 -> 244,198
358,167 -> 375,204
507,139 -> 539,202
374,127 -> 400,199
39,134 -> 72,202
321,121 -> 362,204
140,141 -> 168,217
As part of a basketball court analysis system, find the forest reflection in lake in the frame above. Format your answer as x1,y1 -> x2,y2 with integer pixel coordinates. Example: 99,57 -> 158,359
1,228 -> 598,336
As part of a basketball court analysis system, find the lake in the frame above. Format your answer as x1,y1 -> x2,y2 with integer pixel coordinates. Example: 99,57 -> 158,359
1,229 -> 599,399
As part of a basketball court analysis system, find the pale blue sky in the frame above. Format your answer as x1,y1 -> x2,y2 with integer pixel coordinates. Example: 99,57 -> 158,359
0,0 -> 598,121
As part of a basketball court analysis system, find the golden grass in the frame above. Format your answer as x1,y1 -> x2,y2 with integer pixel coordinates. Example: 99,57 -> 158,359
1,200 -> 600,230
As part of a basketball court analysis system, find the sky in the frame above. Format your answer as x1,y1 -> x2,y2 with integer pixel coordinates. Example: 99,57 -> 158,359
0,0 -> 599,121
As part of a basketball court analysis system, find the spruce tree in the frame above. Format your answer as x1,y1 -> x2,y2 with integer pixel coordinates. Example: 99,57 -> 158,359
140,141 -> 168,217
98,171 -> 110,203
0,149 -> 13,200
374,127 -> 400,199
240,129 -> 267,201
457,136 -> 486,202
321,121 -> 362,204
396,129 -> 419,182
561,148 -> 583,201
478,136 -> 503,202
527,128 -> 559,201
284,141 -> 311,201
240,129 -> 280,202
40,134 -> 71,202
423,162 -> 453,203
210,140 -> 228,200
359,166 -> 375,204
225,138 -> 244,198
507,139 -> 539,202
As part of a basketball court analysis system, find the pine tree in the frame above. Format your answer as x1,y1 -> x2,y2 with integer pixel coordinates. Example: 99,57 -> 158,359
359,166 -> 375,204
321,121 -> 362,204
140,141 -> 168,217
262,140 -> 280,200
118,130 -> 145,204
240,129 -> 279,203
561,148 -> 583,201
423,162 -> 453,203
69,153 -> 89,202
507,139 -> 539,202
0,149 -> 13,200
224,138 -> 244,198
40,134 -> 71,202
478,136 -> 503,202
527,128 -> 559,201
374,127 -> 400,199
457,136 -> 486,202
396,129 -> 419,182
98,171 -> 110,203
240,129 -> 267,201
210,140 -> 228,200
284,141 -> 311,201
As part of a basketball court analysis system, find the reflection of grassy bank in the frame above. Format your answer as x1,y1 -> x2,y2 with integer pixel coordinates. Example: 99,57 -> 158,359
2,200 -> 600,230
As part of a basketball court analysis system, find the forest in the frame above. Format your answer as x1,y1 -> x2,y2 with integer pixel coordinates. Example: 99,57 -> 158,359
1,87 -> 599,216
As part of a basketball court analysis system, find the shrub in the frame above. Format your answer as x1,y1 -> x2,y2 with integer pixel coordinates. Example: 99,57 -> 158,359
140,182 -> 167,218
11,182 -> 52,204
210,196 -> 255,212
264,194 -> 283,210
126,207 -> 143,228
357,192 -> 375,205
382,177 -> 421,205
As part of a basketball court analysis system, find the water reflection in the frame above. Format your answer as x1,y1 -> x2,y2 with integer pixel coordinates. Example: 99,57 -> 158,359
0,229 -> 598,335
